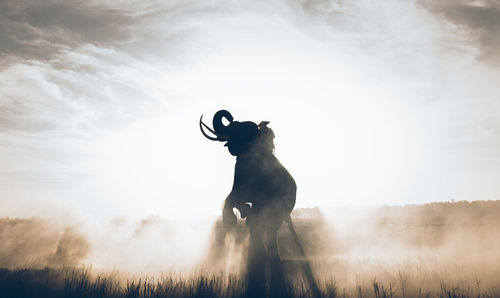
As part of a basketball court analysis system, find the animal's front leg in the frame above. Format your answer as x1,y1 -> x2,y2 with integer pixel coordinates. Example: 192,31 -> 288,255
222,197 -> 237,228
246,222 -> 266,297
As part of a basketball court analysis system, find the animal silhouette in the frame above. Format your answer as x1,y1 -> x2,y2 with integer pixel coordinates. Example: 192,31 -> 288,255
200,109 -> 295,249
200,110 -> 319,297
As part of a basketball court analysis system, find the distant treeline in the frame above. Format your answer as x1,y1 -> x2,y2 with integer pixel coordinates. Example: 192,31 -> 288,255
288,200 -> 500,254
375,200 -> 500,226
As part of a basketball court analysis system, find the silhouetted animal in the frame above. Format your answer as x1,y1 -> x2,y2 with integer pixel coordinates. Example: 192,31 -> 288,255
200,110 -> 297,296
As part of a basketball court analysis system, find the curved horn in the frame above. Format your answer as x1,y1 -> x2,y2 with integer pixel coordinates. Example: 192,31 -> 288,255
199,115 -> 228,141
213,110 -> 234,137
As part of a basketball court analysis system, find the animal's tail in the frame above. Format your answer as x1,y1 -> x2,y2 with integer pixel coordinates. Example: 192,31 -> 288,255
285,214 -> 321,298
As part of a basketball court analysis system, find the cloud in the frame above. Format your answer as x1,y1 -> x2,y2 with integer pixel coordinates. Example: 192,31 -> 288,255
0,0 -> 223,66
0,47 -> 170,134
0,0 -> 133,65
418,0 -> 500,65
0,0 -> 236,218
0,0 -> 221,135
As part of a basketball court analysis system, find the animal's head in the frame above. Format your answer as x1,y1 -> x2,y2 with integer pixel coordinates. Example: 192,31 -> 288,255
200,110 -> 275,156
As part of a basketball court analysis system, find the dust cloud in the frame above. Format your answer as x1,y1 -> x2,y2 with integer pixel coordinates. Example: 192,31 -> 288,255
0,217 -> 89,268
317,200 -> 500,293
1,200 -> 500,294
0,215 -> 214,274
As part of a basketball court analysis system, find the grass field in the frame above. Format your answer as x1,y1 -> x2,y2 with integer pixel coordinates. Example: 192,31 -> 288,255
1,258 -> 499,298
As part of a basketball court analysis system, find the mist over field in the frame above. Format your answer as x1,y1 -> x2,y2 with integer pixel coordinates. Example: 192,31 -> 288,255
0,215 -> 213,273
2,200 -> 500,295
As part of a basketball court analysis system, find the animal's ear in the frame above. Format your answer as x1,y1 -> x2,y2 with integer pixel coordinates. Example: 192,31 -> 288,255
258,121 -> 270,128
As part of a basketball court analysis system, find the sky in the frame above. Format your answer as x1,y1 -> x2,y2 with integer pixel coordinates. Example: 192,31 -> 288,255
1,0 -> 499,220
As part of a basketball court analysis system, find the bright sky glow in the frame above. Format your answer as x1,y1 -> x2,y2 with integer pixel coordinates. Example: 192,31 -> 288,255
1,0 -> 499,220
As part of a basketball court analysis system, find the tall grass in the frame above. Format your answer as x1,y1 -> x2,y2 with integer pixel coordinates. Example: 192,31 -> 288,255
0,265 -> 499,298
0,267 -> 246,298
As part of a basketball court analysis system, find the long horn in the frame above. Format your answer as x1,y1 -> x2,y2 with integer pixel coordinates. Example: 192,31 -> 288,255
199,115 -> 228,141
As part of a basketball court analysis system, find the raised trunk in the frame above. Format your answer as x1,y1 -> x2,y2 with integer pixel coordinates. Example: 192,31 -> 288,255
212,110 -> 233,137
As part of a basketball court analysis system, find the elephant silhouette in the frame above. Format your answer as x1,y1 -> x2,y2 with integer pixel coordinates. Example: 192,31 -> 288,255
200,110 -> 319,297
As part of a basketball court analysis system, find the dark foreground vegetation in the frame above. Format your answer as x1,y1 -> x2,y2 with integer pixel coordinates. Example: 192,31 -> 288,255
0,266 -> 323,298
0,266 -> 498,298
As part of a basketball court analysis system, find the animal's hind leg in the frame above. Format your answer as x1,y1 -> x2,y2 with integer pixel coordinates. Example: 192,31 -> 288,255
267,227 -> 279,259
268,227 -> 287,297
